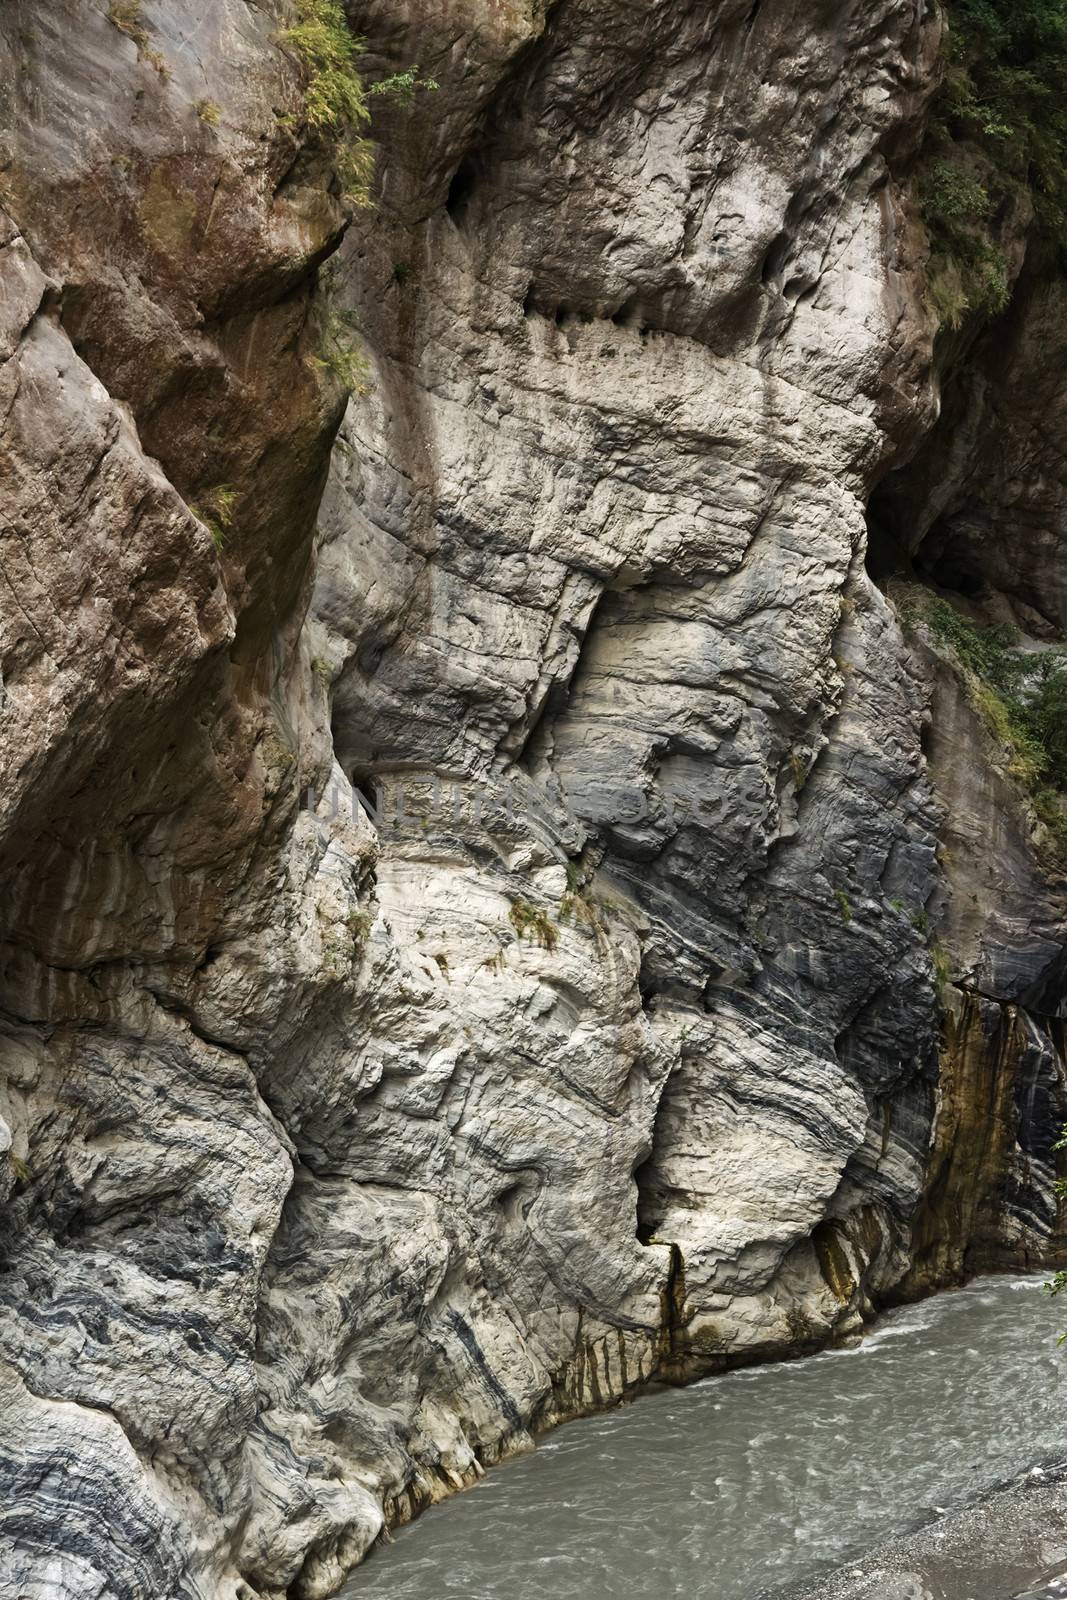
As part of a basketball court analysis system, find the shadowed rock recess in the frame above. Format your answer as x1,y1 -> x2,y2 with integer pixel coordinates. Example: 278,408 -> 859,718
0,0 -> 1064,1596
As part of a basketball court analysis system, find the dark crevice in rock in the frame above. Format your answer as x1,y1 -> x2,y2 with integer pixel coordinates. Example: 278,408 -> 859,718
445,155 -> 479,223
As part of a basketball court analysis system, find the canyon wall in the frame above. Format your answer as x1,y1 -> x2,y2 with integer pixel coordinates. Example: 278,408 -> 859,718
0,1 -> 1064,1597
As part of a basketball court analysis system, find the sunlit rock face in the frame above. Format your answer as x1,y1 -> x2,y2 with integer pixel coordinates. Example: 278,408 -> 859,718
0,0 -> 1063,1596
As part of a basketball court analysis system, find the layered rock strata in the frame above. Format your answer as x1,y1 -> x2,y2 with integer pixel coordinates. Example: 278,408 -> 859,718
0,1 -> 1063,1597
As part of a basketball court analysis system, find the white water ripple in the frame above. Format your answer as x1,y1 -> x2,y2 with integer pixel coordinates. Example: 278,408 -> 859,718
342,1275 -> 1067,1600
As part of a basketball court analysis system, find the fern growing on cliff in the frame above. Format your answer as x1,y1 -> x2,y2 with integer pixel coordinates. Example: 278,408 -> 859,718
277,1 -> 439,206
278,0 -> 374,204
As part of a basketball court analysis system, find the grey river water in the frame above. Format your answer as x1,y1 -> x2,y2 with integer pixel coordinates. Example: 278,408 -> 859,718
343,1276 -> 1067,1600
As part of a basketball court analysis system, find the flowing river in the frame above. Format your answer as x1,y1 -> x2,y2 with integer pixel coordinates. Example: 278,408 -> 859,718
343,1276 -> 1067,1599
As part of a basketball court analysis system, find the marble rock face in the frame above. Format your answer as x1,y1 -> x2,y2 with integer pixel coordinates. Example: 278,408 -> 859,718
0,1 -> 1064,1597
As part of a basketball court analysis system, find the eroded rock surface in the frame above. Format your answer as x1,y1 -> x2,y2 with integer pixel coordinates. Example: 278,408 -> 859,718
0,1 -> 1064,1596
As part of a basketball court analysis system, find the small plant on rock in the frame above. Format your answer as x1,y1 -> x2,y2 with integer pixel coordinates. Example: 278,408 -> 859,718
307,271 -> 369,394
107,0 -> 147,47
559,865 -> 606,945
509,899 -> 558,953
190,484 -> 237,552
107,0 -> 170,77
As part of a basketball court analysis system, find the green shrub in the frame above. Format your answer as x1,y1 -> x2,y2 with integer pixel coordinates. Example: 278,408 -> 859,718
1034,786 -> 1067,851
278,0 -> 373,205
921,0 -> 1067,314
920,159 -> 991,223
917,0 -> 1067,327
1026,655 -> 1067,787
921,595 -> 1023,688
944,0 -> 1067,248
280,0 -> 366,132
367,64 -> 439,105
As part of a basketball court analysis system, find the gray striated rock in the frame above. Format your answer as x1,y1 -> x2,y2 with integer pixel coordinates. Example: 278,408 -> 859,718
0,0 -> 1063,1597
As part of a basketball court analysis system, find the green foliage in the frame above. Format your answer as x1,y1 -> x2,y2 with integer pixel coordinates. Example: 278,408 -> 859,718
939,0 -> 1067,252
920,0 -> 1067,326
308,314 -> 368,391
904,590 -> 1067,851
1026,654 -> 1067,787
834,888 -> 854,924
279,0 -> 373,204
930,939 -> 953,990
281,0 -> 366,131
558,860 -> 607,944
921,224 -> 1011,328
307,270 -> 369,394
276,4 -> 437,205
190,484 -> 236,552
921,159 -> 991,223
509,899 -> 559,952
367,64 -> 439,105
196,98 -> 221,126
922,594 -> 1023,688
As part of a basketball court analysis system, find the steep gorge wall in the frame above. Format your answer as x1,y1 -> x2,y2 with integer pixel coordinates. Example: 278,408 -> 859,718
0,1 -> 1064,1597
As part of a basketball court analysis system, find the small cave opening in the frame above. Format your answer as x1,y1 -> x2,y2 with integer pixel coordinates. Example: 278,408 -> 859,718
866,474 -> 992,603
445,156 -> 478,223
350,771 -> 381,822
632,1079 -> 674,1248
495,1181 -> 526,1228
760,230 -> 792,289
634,1152 -> 660,1246
912,520 -> 987,597
864,475 -> 916,588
